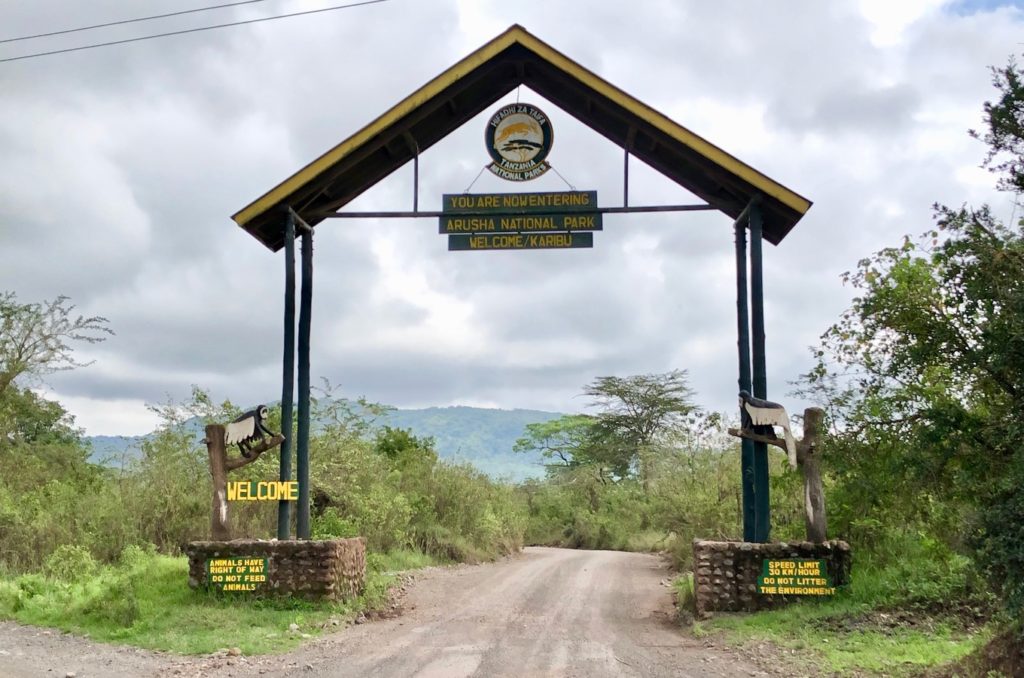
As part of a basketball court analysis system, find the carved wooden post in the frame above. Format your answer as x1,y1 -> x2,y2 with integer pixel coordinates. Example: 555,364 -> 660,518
206,424 -> 231,540
797,407 -> 827,543
727,405 -> 829,543
205,424 -> 285,541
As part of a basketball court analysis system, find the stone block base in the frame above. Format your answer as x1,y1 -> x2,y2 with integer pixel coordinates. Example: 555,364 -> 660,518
185,537 -> 366,601
693,539 -> 851,617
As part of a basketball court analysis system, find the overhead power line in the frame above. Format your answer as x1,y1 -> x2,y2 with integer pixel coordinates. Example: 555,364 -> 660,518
0,0 -> 277,44
0,0 -> 388,64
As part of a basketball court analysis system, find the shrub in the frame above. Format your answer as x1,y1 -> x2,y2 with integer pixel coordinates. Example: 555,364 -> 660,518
43,545 -> 98,583
74,574 -> 140,628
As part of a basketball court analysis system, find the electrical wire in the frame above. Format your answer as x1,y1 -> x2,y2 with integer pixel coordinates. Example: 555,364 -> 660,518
0,0 -> 278,44
0,0 -> 388,64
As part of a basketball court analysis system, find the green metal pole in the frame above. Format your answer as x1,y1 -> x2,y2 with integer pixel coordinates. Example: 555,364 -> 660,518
750,203 -> 771,543
735,218 -> 756,542
296,227 -> 313,539
278,211 -> 296,540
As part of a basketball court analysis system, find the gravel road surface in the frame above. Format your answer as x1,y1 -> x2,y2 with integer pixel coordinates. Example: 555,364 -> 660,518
0,547 -> 773,677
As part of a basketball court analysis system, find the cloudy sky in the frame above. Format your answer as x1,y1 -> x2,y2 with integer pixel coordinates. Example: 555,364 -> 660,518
2,0 -> 1022,435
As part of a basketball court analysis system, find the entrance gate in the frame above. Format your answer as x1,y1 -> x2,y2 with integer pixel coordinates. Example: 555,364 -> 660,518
231,24 -> 812,544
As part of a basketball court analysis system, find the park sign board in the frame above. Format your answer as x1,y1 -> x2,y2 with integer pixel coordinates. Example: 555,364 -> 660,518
226,480 -> 298,501
440,213 -> 601,234
485,102 -> 553,181
449,232 -> 592,251
207,557 -> 268,592
757,559 -> 836,596
442,191 -> 597,213
441,190 -> 599,251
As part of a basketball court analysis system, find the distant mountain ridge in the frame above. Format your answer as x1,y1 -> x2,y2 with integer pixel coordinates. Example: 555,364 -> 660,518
86,405 -> 563,481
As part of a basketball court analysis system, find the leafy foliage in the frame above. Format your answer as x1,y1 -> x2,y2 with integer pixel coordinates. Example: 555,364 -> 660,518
972,56 -> 1024,194
800,54 -> 1024,619
515,371 -> 702,485
0,292 -> 111,400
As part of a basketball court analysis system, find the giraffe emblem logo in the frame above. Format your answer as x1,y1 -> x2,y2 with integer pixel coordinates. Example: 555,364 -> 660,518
485,103 -> 553,182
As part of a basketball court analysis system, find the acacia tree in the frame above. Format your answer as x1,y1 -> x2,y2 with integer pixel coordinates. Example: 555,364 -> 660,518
804,55 -> 1024,617
585,370 -> 699,487
513,415 -> 598,470
515,371 -> 700,487
0,293 -> 111,442
0,292 -> 111,399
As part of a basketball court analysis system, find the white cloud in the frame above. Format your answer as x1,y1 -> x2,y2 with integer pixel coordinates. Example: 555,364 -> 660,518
1,0 -> 1021,435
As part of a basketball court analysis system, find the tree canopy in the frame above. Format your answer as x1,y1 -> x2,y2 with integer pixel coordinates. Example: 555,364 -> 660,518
803,54 -> 1024,617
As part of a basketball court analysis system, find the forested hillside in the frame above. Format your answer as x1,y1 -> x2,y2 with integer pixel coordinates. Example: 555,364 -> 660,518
88,405 -> 558,480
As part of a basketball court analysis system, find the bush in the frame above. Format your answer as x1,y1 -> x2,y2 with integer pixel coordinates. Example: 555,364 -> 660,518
312,508 -> 360,540
74,574 -> 140,628
43,545 -> 98,583
0,580 -> 24,614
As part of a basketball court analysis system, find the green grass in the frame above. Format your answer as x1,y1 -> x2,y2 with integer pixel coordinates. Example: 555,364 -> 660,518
624,529 -> 673,552
709,599 -> 991,676
369,548 -> 445,573
682,532 -> 999,675
673,572 -> 696,613
0,548 -> 442,655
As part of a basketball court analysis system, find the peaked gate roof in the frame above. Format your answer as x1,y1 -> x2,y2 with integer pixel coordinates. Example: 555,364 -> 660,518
233,25 -> 811,251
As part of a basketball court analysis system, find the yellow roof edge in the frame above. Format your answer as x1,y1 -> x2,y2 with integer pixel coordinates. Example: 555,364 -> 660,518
232,24 -> 530,228
233,24 -> 811,228
509,31 -> 811,216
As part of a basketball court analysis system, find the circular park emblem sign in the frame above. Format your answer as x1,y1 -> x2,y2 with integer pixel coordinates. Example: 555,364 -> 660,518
485,103 -> 553,182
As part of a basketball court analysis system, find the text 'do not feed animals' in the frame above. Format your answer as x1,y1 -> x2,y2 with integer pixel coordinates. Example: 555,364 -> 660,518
224,405 -> 276,458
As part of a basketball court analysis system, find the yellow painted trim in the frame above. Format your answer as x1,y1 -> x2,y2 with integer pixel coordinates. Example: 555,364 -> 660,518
511,31 -> 811,215
233,25 -> 527,227
234,25 -> 810,228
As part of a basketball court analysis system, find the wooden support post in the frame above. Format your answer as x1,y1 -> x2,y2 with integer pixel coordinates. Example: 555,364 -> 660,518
279,210 -> 296,540
207,424 -> 231,541
734,218 -> 756,542
749,202 -> 770,543
296,228 -> 314,539
727,405 -> 829,543
800,408 -> 828,543
205,424 -> 285,541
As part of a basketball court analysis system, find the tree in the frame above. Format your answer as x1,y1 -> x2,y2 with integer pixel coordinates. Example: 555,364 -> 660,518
515,371 -> 700,486
585,370 -> 700,486
0,292 -> 111,399
804,55 -> 1024,617
972,56 -> 1024,194
513,414 -> 599,470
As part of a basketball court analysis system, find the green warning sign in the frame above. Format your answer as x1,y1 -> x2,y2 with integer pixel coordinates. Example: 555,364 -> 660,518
448,232 -> 593,251
756,559 -> 836,596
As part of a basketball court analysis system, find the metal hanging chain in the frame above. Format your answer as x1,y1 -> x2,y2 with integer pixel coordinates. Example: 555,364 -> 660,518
462,164 -> 490,194
548,164 -> 577,191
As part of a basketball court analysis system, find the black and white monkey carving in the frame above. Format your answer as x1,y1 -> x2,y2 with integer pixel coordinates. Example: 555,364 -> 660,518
224,405 -> 276,458
739,390 -> 797,469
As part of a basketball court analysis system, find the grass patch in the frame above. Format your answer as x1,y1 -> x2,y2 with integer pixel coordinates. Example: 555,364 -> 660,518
624,529 -> 673,552
695,538 -> 997,676
710,600 -> 991,676
368,548 -> 445,573
0,547 -> 440,655
673,573 -> 696,615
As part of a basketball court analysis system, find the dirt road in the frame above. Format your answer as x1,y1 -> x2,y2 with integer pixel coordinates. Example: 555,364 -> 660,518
0,547 -> 772,677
